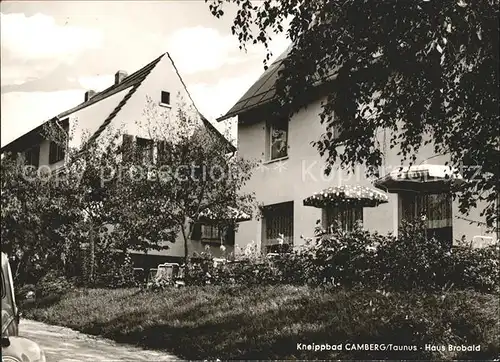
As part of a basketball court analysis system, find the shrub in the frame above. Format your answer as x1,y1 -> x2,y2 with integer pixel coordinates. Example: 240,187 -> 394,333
449,243 -> 499,293
91,251 -> 136,289
15,283 -> 36,302
182,221 -> 499,293
184,252 -> 213,286
375,220 -> 454,291
35,270 -> 74,307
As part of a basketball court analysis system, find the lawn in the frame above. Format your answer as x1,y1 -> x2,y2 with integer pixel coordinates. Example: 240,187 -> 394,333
23,286 -> 499,360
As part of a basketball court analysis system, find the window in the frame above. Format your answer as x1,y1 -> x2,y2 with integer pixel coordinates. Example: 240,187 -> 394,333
201,225 -> 221,240
400,192 -> 453,243
160,91 -> 171,106
263,202 -> 294,250
136,137 -> 154,164
401,193 -> 452,228
323,206 -> 363,232
267,118 -> 288,160
122,134 -> 135,163
48,120 -> 69,164
191,223 -> 234,245
156,140 -> 169,165
24,146 -> 40,167
49,141 -> 65,164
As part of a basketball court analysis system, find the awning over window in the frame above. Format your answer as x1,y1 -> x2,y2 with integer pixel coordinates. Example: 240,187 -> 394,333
198,206 -> 251,223
303,185 -> 389,208
373,164 -> 464,193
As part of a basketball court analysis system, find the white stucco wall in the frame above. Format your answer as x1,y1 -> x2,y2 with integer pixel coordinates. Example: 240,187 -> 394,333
235,98 -> 497,251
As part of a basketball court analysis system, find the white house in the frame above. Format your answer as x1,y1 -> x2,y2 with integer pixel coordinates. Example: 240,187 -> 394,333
1,52 -> 236,268
217,49 -> 498,253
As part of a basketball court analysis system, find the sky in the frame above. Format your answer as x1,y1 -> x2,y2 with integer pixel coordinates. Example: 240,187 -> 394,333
0,1 -> 290,147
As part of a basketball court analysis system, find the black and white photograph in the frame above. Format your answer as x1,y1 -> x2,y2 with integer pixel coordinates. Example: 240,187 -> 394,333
1,0 -> 499,361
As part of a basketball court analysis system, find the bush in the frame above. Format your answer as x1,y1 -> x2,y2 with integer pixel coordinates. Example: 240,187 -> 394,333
90,250 -> 136,289
182,221 -> 499,293
449,243 -> 499,293
35,271 -> 74,307
375,221 -> 499,293
15,283 -> 36,302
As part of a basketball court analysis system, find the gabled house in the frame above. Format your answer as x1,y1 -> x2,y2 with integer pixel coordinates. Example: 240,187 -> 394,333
217,49 -> 498,253
1,52 -> 236,268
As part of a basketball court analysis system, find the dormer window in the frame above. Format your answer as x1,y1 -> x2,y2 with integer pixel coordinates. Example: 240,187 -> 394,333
160,91 -> 171,107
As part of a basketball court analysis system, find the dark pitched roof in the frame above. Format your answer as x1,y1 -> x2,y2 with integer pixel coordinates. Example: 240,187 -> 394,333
1,54 -> 165,152
59,54 -> 165,119
217,44 -> 339,123
217,48 -> 290,122
82,56 -> 164,149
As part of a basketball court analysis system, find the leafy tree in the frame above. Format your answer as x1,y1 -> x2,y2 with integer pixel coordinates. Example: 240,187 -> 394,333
2,95 -> 256,283
0,153 -> 81,284
206,0 -> 499,230
116,96 -> 257,263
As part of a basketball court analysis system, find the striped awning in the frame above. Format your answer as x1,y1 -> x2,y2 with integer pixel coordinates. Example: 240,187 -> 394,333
373,164 -> 464,193
198,206 -> 251,222
303,184 -> 389,208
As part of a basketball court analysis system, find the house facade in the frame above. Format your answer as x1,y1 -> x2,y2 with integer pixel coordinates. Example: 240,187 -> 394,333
1,53 -> 234,268
218,52 -> 498,253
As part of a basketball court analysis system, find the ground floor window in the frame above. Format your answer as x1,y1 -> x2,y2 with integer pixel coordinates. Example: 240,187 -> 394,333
400,192 -> 453,244
201,225 -> 221,240
323,206 -> 363,232
191,223 -> 235,245
262,201 -> 293,252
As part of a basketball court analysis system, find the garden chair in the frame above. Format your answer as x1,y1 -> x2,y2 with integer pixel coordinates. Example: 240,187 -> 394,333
472,235 -> 495,248
156,263 -> 180,284
133,268 -> 145,285
147,268 -> 158,283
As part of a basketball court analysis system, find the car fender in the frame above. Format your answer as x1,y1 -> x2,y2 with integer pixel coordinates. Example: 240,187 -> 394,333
2,336 -> 46,362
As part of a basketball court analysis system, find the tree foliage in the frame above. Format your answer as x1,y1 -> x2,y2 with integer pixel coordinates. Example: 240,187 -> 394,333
1,95 -> 256,284
116,96 -> 257,262
206,0 -> 499,229
1,153 -> 81,284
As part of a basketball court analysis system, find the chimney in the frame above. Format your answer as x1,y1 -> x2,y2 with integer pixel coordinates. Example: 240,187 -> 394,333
84,90 -> 96,102
115,70 -> 128,85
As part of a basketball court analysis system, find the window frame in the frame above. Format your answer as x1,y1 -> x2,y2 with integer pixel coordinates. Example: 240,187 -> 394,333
399,191 -> 453,245
263,201 -> 294,247
267,118 -> 289,161
201,224 -> 222,241
323,206 -> 363,232
156,140 -> 168,165
192,222 -> 235,245
135,137 -> 155,164
400,192 -> 453,229
49,141 -> 66,164
24,145 -> 40,168
48,119 -> 69,164
160,91 -> 171,107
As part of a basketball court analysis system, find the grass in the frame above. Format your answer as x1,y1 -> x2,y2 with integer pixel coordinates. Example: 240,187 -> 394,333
23,286 -> 499,360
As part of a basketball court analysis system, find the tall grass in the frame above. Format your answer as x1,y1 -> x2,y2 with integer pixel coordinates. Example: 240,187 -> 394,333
25,286 -> 499,360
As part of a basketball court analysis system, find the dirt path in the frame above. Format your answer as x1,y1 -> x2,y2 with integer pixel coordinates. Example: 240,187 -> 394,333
20,319 -> 181,362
